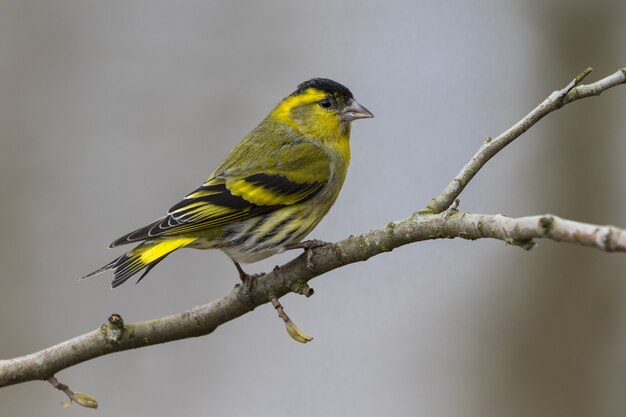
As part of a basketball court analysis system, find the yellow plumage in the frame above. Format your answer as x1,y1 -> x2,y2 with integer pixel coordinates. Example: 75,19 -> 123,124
83,78 -> 373,288
138,238 -> 196,264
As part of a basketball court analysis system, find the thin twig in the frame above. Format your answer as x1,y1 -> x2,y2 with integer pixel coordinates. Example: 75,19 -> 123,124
269,296 -> 313,343
424,67 -> 626,214
47,376 -> 98,409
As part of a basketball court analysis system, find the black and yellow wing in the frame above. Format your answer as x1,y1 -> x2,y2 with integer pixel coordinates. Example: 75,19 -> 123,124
109,140 -> 330,247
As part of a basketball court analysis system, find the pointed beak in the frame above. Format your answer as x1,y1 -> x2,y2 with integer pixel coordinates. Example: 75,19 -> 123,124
341,99 -> 374,122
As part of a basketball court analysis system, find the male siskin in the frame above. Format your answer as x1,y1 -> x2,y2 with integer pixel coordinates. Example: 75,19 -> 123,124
83,78 -> 373,288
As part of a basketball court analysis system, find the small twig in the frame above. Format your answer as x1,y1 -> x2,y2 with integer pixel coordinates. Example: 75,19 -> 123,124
424,67 -> 626,214
558,67 -> 594,97
47,376 -> 98,409
269,296 -> 313,343
564,67 -> 626,103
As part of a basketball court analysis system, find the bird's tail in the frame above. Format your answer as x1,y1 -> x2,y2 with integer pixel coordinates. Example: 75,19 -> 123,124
82,237 -> 197,288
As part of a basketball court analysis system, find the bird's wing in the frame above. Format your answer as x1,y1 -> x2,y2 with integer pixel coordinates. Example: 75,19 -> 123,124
109,140 -> 330,247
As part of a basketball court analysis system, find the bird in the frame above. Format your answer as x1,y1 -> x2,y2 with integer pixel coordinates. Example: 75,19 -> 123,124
82,78 -> 373,288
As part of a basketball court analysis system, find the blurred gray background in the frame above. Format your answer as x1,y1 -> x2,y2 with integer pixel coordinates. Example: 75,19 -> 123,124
1,1 -> 625,416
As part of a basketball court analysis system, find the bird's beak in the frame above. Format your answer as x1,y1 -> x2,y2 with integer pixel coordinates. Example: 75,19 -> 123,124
341,99 -> 374,122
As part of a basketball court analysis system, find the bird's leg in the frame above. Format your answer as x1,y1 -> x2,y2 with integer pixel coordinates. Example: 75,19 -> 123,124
233,260 -> 265,293
284,239 -> 330,272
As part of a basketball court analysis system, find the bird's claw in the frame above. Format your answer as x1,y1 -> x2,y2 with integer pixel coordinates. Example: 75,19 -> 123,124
286,239 -> 331,250
285,239 -> 330,273
240,272 -> 265,294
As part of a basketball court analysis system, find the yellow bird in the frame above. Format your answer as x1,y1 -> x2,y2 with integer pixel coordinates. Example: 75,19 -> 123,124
83,78 -> 373,288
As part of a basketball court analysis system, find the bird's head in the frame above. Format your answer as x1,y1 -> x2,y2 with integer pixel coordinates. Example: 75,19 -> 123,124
271,78 -> 373,141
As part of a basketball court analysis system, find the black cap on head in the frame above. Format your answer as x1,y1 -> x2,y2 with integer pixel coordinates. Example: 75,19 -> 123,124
294,78 -> 353,99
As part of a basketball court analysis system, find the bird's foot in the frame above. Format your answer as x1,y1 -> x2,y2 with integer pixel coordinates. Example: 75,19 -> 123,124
285,239 -> 330,272
285,239 -> 330,251
233,261 -> 265,294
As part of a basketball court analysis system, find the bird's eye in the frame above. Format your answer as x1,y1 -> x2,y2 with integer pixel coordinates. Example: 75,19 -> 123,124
319,98 -> 332,109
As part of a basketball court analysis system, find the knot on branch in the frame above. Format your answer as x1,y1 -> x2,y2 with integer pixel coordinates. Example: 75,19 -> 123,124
101,313 -> 125,344
601,226 -> 620,252
539,216 -> 555,235
507,238 -> 536,251
108,313 -> 124,328
290,282 -> 314,297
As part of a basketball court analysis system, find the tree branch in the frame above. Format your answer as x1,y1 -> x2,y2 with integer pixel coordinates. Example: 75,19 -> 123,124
2,210 -> 625,388
1,68 -> 625,399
